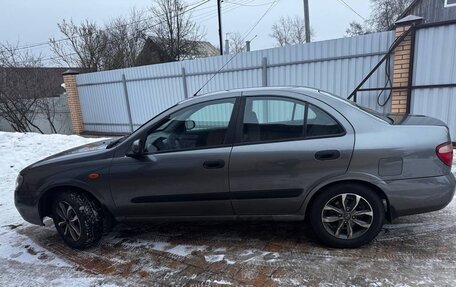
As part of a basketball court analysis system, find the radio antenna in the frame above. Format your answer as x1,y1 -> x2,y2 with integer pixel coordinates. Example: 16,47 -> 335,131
192,0 -> 279,97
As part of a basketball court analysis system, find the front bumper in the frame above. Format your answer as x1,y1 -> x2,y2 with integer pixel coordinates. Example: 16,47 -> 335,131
14,181 -> 43,226
385,173 -> 456,219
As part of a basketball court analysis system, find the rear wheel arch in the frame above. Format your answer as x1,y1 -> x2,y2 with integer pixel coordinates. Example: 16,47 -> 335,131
304,180 -> 392,222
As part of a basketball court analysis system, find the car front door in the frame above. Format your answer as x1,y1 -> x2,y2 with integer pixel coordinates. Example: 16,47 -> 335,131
109,96 -> 239,219
229,91 -> 355,215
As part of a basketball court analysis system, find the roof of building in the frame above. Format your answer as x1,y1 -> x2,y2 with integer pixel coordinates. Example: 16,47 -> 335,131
395,14 -> 424,25
196,41 -> 219,57
136,38 -> 219,65
0,67 -> 84,98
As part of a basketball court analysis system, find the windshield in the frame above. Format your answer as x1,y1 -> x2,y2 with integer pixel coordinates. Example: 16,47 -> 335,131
318,91 -> 393,124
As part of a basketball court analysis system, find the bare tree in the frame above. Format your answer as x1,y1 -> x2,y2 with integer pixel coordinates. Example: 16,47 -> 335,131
104,9 -> 149,69
50,1 -> 205,69
0,43 -> 66,133
149,0 -> 206,61
270,15 -> 312,47
369,0 -> 412,31
227,32 -> 245,53
50,11 -> 149,71
345,21 -> 372,37
49,19 -> 108,72
345,0 -> 413,36
0,44 -> 44,133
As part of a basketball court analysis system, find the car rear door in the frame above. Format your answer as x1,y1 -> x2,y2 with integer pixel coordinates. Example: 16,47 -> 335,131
229,91 -> 355,215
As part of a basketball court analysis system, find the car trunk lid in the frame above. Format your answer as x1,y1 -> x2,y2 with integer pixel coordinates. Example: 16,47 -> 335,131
388,113 -> 447,127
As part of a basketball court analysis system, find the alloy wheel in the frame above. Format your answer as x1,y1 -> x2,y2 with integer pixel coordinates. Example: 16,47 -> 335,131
55,201 -> 82,241
321,193 -> 374,240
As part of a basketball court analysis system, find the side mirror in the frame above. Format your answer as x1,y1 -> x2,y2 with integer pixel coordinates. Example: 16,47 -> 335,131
185,120 -> 196,130
126,139 -> 142,157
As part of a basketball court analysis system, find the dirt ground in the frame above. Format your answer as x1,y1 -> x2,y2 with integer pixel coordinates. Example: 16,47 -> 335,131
2,196 -> 455,287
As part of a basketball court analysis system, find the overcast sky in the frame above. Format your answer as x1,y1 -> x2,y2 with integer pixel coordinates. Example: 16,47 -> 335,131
0,0 -> 371,65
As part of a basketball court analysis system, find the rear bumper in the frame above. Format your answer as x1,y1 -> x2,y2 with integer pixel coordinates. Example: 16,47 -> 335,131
385,173 -> 455,219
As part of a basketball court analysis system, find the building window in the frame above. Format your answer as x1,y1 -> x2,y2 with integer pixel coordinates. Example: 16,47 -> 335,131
445,0 -> 456,7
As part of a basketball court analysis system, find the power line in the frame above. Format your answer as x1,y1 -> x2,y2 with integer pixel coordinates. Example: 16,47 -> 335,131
10,0 -> 211,53
8,0 -> 214,65
9,0 -> 263,65
9,0 -> 253,63
193,0 -> 256,23
335,0 -> 366,21
224,0 -> 276,7
193,0 -> 280,96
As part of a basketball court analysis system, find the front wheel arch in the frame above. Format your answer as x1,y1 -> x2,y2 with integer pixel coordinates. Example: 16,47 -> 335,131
39,186 -> 112,224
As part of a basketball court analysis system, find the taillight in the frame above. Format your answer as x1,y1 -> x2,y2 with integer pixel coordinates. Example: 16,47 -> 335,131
436,142 -> 454,166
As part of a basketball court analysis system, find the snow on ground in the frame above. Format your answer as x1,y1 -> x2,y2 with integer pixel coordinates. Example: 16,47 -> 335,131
0,132 -> 107,285
0,132 -> 102,227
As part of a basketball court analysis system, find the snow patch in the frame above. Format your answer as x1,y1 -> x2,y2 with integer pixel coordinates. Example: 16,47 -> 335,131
204,279 -> 233,285
212,279 -> 233,285
166,244 -> 207,257
123,239 -> 207,257
0,230 -> 70,267
204,254 -> 225,263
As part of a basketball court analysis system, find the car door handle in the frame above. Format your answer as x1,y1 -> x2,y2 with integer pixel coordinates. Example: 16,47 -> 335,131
315,150 -> 340,161
203,159 -> 225,169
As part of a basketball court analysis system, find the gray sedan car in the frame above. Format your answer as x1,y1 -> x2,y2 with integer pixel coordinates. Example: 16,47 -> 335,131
15,87 -> 455,249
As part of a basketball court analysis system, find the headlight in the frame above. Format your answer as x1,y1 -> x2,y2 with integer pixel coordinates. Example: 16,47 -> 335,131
15,174 -> 23,190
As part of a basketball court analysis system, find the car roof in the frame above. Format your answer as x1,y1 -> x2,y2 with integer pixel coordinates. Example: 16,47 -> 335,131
179,86 -> 332,105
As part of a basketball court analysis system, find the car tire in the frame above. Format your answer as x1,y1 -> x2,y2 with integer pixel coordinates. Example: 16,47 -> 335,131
51,191 -> 104,249
309,183 -> 385,248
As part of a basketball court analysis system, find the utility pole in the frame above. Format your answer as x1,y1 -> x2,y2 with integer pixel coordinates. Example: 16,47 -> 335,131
217,0 -> 223,55
303,0 -> 311,43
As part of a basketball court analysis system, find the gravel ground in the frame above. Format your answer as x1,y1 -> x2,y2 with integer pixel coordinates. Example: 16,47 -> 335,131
0,132 -> 455,286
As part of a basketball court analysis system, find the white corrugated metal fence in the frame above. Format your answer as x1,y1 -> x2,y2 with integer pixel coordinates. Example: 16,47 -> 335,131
76,31 -> 395,133
411,23 -> 456,141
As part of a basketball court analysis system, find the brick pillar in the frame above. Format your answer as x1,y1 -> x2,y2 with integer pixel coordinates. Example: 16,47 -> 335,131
62,69 -> 84,134
391,15 -> 423,113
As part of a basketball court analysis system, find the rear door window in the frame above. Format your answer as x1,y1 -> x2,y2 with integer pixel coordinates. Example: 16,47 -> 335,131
306,104 -> 345,137
241,97 -> 306,142
240,97 -> 345,144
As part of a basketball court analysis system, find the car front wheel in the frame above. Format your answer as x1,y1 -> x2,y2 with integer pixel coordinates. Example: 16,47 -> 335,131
52,191 -> 104,249
309,183 -> 385,248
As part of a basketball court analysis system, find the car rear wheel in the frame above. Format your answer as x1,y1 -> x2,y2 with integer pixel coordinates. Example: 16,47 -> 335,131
51,191 -> 103,249
309,183 -> 385,248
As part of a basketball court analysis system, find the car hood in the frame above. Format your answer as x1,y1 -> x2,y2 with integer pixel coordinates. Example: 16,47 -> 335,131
21,138 -> 117,173
48,138 -> 115,158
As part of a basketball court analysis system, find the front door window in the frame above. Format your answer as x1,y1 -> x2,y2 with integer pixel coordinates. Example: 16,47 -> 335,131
144,98 -> 236,153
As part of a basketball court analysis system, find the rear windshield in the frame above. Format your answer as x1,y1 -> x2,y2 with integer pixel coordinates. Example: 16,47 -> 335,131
318,91 -> 393,124
352,104 -> 393,124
